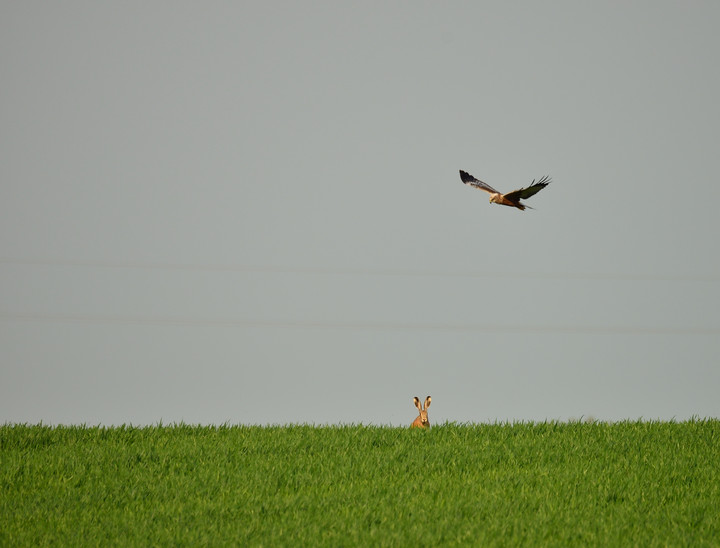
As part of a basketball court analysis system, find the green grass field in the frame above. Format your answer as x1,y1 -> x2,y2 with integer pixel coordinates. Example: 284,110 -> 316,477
2,420 -> 718,546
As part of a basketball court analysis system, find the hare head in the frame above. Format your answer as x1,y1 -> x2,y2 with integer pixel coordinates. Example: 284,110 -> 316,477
411,396 -> 431,429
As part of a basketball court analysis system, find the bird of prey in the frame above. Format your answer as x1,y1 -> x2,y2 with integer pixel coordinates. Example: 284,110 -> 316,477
459,170 -> 550,211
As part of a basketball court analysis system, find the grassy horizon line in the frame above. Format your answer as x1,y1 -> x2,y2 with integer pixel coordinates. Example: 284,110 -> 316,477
3,416 -> 717,429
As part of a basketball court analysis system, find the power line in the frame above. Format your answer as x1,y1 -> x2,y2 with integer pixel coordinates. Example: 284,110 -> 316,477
1,313 -> 718,335
1,258 -> 718,283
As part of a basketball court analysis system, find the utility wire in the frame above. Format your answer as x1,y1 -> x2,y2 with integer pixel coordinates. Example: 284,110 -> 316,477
1,313 -> 717,335
1,258 -> 718,283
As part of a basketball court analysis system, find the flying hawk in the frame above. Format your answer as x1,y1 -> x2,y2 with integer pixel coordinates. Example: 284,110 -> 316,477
459,170 -> 550,211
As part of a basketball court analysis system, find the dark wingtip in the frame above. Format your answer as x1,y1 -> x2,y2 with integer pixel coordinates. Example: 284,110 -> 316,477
459,170 -> 473,183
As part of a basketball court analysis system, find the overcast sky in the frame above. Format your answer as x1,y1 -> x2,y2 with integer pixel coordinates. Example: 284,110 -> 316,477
2,2 -> 719,426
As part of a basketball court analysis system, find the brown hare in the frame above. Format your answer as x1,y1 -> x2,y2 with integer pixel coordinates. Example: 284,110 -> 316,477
411,396 -> 431,429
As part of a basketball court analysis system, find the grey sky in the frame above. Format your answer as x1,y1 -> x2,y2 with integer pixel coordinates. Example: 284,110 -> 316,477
2,3 -> 719,425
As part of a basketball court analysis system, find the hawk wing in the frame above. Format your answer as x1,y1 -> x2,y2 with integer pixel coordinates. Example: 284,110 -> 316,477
504,175 -> 551,201
459,170 -> 500,194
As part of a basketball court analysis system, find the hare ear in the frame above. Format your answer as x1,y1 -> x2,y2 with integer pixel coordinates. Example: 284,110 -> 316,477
425,396 -> 432,409
414,396 -> 421,411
